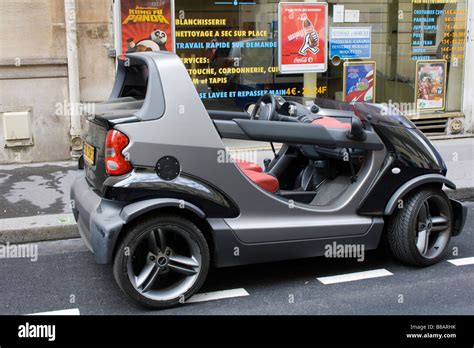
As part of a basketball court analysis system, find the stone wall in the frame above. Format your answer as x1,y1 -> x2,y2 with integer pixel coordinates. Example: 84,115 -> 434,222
0,0 -> 115,163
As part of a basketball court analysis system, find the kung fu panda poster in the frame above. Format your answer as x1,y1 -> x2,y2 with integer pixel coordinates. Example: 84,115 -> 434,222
120,0 -> 175,56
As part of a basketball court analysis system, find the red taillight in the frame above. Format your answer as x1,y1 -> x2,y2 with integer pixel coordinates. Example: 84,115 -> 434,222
105,130 -> 132,176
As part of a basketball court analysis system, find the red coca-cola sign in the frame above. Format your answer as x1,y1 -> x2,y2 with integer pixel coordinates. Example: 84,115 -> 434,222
278,2 -> 328,73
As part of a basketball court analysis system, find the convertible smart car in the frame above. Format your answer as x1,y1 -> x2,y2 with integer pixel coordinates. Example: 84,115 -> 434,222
71,52 -> 467,309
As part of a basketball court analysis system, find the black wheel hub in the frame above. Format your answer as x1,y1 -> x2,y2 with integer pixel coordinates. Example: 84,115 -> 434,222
157,256 -> 168,266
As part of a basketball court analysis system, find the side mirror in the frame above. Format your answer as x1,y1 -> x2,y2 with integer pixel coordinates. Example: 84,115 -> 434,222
347,117 -> 367,141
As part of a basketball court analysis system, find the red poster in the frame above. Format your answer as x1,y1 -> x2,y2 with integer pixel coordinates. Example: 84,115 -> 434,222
278,2 -> 328,73
120,0 -> 175,56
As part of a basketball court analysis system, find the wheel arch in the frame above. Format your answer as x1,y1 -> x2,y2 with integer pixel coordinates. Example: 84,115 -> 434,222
384,174 -> 456,216
120,198 -> 206,222
112,200 -> 216,264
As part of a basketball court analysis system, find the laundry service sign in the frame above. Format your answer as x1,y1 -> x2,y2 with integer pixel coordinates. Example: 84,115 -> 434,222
329,27 -> 371,59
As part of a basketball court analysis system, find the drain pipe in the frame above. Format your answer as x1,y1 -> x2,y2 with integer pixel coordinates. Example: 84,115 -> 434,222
464,0 -> 473,133
64,0 -> 82,159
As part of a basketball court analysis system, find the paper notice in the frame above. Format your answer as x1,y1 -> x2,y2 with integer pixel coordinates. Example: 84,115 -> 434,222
345,9 -> 360,23
333,5 -> 344,23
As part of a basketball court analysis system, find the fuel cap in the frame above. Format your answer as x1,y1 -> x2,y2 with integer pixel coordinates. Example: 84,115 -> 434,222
156,156 -> 180,181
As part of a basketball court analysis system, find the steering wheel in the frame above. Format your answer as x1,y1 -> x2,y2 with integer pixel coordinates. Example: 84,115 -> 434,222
250,93 -> 278,121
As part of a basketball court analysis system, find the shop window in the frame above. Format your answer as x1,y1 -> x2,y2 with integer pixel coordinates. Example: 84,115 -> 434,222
172,0 -> 467,124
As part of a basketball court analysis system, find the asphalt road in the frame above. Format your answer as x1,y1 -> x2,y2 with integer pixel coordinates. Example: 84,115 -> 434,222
0,202 -> 472,316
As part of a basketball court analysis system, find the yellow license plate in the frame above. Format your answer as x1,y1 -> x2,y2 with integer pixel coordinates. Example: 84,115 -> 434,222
83,142 -> 96,165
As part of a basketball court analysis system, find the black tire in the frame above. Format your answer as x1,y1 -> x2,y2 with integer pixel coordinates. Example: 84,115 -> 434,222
113,214 -> 210,309
387,187 -> 452,267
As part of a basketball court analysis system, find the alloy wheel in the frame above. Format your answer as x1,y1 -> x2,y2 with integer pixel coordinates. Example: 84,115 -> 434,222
126,225 -> 202,301
415,195 -> 451,259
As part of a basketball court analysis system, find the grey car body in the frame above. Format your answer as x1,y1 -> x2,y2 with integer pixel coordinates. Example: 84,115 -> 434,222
71,52 -> 466,307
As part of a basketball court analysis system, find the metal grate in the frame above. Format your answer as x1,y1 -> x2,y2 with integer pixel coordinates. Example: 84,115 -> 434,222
412,117 -> 449,137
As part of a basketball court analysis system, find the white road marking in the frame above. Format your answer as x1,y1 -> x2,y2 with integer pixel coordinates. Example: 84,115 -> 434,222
28,308 -> 80,316
187,288 -> 249,303
317,269 -> 393,285
448,257 -> 474,266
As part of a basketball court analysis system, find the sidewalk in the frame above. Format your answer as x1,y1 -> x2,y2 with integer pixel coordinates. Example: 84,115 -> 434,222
0,138 -> 472,244
432,137 -> 474,192
0,161 -> 79,243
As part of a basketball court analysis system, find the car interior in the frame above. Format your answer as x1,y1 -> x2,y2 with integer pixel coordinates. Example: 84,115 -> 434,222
208,93 -> 371,206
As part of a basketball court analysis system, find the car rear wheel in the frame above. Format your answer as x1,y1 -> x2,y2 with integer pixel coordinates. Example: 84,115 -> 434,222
387,187 -> 452,266
113,215 -> 210,309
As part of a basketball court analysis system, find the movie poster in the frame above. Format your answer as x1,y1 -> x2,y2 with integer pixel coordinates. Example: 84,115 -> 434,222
415,60 -> 447,111
278,2 -> 328,74
120,0 -> 175,56
343,61 -> 376,103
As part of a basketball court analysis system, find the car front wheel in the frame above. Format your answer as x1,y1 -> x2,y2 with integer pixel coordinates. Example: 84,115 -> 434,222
113,214 -> 210,309
387,187 -> 452,267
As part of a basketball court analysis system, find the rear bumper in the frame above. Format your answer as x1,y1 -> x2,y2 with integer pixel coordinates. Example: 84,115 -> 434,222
70,175 -> 126,264
450,199 -> 467,237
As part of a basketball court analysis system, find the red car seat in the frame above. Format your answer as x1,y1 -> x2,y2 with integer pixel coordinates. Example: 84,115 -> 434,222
242,169 -> 279,193
311,117 -> 351,129
234,160 -> 279,193
235,159 -> 263,172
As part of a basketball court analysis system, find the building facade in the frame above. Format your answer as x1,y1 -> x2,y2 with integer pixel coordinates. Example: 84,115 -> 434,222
0,0 -> 116,163
0,0 -> 473,163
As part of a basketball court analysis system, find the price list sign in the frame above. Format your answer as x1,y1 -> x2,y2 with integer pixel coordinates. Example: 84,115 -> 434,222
411,4 -> 467,65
